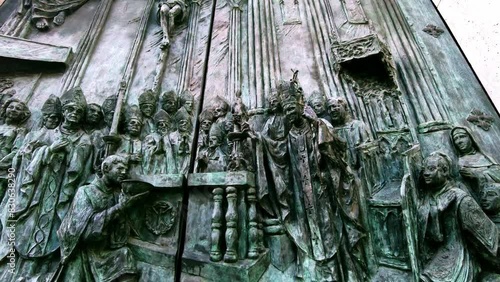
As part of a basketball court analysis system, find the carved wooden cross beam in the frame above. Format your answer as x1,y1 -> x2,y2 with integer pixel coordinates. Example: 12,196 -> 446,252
0,34 -> 72,73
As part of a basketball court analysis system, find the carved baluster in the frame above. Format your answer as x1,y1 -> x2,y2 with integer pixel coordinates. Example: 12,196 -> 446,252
257,217 -> 265,252
247,187 -> 259,258
210,187 -> 224,262
224,186 -> 238,262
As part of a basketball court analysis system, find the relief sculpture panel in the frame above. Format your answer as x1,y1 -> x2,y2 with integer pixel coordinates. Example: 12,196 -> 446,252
0,0 -> 499,281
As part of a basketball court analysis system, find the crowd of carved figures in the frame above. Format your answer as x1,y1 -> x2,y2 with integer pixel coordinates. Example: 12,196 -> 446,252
0,0 -> 498,280
0,82 -> 198,281
0,68 -> 498,281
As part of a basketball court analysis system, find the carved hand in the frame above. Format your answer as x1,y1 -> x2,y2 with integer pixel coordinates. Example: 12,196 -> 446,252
49,139 -> 69,153
130,153 -> 142,163
459,167 -> 477,178
119,191 -> 150,210
246,130 -> 260,141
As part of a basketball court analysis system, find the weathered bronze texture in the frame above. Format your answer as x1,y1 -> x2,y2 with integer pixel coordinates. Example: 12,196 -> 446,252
0,0 -> 499,281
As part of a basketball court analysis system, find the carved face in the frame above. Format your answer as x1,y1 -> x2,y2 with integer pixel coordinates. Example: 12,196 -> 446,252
213,104 -> 227,119
127,118 -> 143,136
162,98 -> 177,114
184,100 -> 194,113
422,157 -> 447,188
156,119 -> 170,135
452,131 -> 473,153
5,101 -> 25,122
140,103 -> 155,118
106,161 -> 129,185
480,185 -> 500,213
43,113 -> 61,129
283,103 -> 301,125
201,119 -> 212,132
209,134 -> 221,148
328,101 -> 346,123
63,103 -> 85,124
103,109 -> 115,127
224,119 -> 234,132
311,99 -> 325,116
268,96 -> 280,113
86,104 -> 103,125
178,119 -> 190,133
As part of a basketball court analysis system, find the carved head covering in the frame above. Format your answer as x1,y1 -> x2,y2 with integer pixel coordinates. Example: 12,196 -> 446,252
138,89 -> 157,106
161,90 -> 179,114
307,91 -> 326,105
199,108 -> 214,122
174,107 -> 192,134
154,109 -> 170,135
41,94 -> 62,115
161,90 -> 177,102
174,107 -> 191,124
209,122 -> 225,146
210,96 -> 230,118
102,95 -> 118,113
154,109 -> 170,123
276,80 -> 290,95
307,90 -> 327,117
179,90 -> 194,105
60,86 -> 87,110
125,105 -> 143,123
450,126 -> 496,164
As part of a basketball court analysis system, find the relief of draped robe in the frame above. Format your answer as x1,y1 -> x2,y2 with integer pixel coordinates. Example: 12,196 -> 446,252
57,178 -> 136,281
418,184 -> 500,282
13,127 -> 92,259
31,0 -> 89,22
260,117 -> 365,280
142,133 -> 177,175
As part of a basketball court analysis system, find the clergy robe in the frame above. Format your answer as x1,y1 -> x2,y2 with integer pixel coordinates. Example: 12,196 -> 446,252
418,184 -> 500,282
0,127 -> 51,260
256,113 -> 290,218
331,119 -> 370,170
142,132 -> 177,175
57,178 -> 136,282
116,134 -> 143,174
169,131 -> 192,174
14,127 -> 92,259
284,118 -> 365,281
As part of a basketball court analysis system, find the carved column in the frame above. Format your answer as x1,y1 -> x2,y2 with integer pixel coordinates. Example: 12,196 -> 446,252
373,0 -> 450,125
247,186 -> 259,258
372,0 -> 453,155
176,0 -> 202,93
247,0 -> 281,109
210,187 -> 224,262
302,0 -> 337,96
224,186 -> 238,262
226,1 -> 242,102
